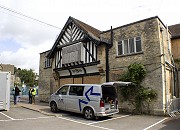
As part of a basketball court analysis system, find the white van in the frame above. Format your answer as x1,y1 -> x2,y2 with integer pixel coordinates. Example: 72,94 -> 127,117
49,82 -> 121,119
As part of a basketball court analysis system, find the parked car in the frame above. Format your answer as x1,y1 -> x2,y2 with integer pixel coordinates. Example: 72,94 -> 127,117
49,82 -> 121,119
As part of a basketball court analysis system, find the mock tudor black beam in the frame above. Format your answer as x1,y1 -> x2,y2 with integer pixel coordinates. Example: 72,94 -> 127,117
83,43 -> 96,61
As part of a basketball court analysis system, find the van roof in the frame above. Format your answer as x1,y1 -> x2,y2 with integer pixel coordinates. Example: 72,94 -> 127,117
62,81 -> 134,87
63,84 -> 101,86
102,81 -> 135,86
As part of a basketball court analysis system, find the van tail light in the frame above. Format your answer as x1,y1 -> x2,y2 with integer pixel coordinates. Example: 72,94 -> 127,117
100,99 -> 105,107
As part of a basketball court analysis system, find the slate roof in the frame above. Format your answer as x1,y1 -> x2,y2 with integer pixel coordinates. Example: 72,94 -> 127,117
71,17 -> 101,41
169,24 -> 180,39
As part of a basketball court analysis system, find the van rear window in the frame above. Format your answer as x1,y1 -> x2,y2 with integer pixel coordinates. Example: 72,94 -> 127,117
102,85 -> 117,103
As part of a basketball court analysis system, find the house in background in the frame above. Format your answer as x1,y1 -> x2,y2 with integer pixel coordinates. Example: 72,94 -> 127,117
169,24 -> 180,63
169,24 -> 180,97
39,16 -> 179,115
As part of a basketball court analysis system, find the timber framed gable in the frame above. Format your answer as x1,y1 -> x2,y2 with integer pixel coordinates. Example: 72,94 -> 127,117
48,16 -> 102,78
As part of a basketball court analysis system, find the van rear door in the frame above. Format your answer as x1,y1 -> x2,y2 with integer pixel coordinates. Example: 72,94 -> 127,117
101,82 -> 135,113
101,85 -> 118,112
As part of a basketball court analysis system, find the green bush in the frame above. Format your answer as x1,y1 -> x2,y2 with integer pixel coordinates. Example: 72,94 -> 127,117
119,63 -> 157,114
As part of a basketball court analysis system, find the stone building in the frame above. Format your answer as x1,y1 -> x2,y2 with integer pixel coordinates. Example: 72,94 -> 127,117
169,24 -> 180,61
39,16 -> 179,115
169,24 -> 180,97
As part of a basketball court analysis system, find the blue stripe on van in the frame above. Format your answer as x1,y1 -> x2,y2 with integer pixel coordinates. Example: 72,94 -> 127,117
79,86 -> 101,111
85,86 -> 101,101
79,99 -> 88,111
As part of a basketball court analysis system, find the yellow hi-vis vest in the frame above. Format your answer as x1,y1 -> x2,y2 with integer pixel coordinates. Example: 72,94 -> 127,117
31,88 -> 36,96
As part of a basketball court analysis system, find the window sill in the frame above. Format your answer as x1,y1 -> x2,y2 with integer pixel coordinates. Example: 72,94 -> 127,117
44,66 -> 52,69
116,51 -> 143,58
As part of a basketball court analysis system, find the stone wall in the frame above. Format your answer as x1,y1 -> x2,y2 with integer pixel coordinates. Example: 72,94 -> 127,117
101,17 -> 171,115
39,52 -> 55,102
171,39 -> 180,60
96,43 -> 107,83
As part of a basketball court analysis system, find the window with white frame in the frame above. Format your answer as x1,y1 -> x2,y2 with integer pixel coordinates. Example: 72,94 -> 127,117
45,57 -> 52,68
117,37 -> 142,56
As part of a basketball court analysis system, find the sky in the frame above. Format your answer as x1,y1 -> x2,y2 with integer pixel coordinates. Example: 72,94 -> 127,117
0,0 -> 180,74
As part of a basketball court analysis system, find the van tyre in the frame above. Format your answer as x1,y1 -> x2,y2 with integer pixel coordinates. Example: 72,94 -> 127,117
50,102 -> 58,113
84,107 -> 94,120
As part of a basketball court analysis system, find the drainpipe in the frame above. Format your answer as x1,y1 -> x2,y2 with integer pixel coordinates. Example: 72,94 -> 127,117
106,26 -> 113,82
160,27 -> 167,114
106,45 -> 109,82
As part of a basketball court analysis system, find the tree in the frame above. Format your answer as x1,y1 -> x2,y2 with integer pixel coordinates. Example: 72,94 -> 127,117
15,67 -> 37,87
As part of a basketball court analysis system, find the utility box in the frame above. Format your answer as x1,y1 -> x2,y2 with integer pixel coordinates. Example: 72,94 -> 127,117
0,72 -> 11,111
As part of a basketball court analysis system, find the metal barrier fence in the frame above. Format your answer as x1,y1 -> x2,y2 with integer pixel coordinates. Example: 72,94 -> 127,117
167,98 -> 180,117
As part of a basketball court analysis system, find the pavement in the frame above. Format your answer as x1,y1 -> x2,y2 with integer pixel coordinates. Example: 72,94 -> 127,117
10,96 -> 61,117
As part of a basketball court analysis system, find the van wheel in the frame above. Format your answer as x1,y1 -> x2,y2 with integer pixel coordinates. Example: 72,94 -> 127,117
50,102 -> 57,113
84,107 -> 94,120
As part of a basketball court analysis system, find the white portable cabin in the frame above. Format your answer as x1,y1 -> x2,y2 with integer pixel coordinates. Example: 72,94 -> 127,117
0,72 -> 11,111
